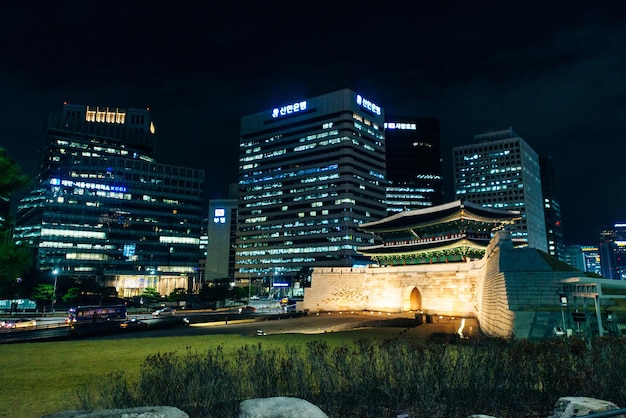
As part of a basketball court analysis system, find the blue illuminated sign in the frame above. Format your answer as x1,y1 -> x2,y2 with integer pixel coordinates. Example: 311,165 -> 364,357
356,94 -> 381,115
272,101 -> 307,118
50,178 -> 127,193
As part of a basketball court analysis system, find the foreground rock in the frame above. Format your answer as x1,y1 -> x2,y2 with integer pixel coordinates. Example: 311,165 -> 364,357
548,396 -> 624,418
41,406 -> 189,418
238,397 -> 328,418
40,395 -> 626,418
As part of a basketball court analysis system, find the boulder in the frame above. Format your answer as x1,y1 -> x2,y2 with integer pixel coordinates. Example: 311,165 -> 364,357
40,406 -> 189,418
238,397 -> 328,418
548,397 -> 623,418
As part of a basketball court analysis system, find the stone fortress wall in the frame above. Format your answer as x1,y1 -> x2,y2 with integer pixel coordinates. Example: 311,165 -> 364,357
302,231 -> 579,338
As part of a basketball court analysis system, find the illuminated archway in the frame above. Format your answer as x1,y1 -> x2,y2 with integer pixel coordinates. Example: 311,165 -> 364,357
409,287 -> 422,311
402,286 -> 422,311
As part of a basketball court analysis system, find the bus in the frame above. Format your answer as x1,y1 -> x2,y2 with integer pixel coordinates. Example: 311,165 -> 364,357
66,304 -> 127,324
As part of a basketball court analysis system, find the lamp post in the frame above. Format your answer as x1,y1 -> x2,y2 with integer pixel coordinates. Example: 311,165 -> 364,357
51,269 -> 59,313
559,293 -> 568,337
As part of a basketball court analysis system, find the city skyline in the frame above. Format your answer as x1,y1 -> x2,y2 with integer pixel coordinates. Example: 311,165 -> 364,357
1,2 -> 625,246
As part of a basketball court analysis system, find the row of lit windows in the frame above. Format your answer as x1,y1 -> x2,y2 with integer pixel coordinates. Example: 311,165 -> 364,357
351,113 -> 382,133
243,198 -> 364,220
240,163 -> 339,186
387,186 -> 435,193
85,106 -> 127,124
57,149 -> 203,179
240,133 -> 379,164
236,244 -> 359,263
39,241 -> 116,250
239,238 -> 360,257
41,228 -> 106,239
238,215 -> 372,237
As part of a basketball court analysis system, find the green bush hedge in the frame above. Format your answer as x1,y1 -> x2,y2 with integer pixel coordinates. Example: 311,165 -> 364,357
78,335 -> 626,417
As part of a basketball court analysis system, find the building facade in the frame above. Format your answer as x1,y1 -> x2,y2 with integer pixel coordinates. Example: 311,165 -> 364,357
563,245 -> 602,276
539,155 -> 565,260
206,197 -> 238,281
599,223 -> 626,280
383,117 -> 443,214
236,89 -> 387,284
452,127 -> 548,252
14,103 -> 205,297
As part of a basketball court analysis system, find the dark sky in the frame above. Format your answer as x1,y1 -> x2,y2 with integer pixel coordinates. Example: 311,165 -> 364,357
1,2 -> 625,245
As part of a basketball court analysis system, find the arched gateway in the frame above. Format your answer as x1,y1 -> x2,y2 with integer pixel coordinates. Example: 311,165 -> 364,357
405,287 -> 422,312
302,200 -> 601,339
302,199 -> 521,316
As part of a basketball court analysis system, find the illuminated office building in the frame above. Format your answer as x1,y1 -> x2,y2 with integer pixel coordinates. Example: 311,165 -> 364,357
539,155 -> 565,260
384,117 -> 443,214
599,223 -> 626,280
14,103 -> 205,297
236,89 -> 387,283
563,245 -> 602,275
452,127 -> 548,252
206,196 -> 238,281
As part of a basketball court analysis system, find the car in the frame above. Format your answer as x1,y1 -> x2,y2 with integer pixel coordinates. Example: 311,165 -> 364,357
238,305 -> 256,314
283,304 -> 297,313
553,326 -> 566,337
4,318 -> 37,329
152,307 -> 176,317
119,318 -> 149,329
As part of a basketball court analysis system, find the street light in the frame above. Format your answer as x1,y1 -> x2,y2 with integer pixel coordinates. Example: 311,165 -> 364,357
51,269 -> 59,313
559,293 -> 568,337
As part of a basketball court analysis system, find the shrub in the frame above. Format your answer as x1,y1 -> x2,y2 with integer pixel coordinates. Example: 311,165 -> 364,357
77,336 -> 626,418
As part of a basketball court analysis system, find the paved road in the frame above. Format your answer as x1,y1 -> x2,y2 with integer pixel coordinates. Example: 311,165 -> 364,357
0,310 -> 481,343
93,311 -> 480,340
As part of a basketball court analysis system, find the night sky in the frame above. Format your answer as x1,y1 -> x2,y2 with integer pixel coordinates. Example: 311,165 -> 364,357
1,2 -> 625,245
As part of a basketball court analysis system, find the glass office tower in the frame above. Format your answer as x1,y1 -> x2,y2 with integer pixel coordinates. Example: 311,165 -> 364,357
539,154 -> 565,260
14,103 -> 205,297
452,127 -> 547,252
236,89 -> 387,284
384,117 -> 443,214
599,223 -> 626,280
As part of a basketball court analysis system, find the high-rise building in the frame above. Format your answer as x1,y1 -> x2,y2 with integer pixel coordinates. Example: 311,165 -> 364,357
452,127 -> 547,252
206,196 -> 238,282
539,155 -> 565,260
599,223 -> 626,280
236,89 -> 387,284
563,245 -> 602,275
383,117 -> 443,214
14,103 -> 205,297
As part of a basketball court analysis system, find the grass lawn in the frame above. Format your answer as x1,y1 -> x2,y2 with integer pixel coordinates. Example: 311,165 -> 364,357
0,328 -> 401,417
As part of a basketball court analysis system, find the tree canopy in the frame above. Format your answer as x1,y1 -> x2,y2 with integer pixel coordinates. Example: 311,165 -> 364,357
0,146 -> 33,298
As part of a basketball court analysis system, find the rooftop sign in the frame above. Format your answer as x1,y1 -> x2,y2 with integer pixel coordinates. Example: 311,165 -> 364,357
272,101 -> 307,118
356,94 -> 381,115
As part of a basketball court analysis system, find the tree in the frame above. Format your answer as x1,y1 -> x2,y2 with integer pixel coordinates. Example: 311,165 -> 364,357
0,146 -> 30,203
31,284 -> 54,311
199,278 -> 232,301
140,287 -> 161,302
168,287 -> 188,302
0,146 -> 32,298
0,244 -> 32,298
62,287 -> 81,303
